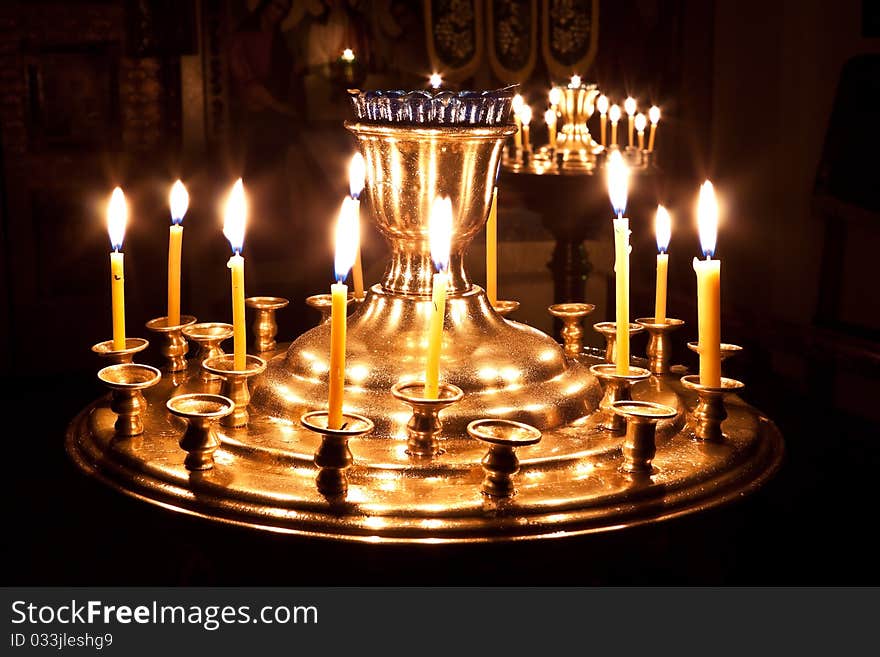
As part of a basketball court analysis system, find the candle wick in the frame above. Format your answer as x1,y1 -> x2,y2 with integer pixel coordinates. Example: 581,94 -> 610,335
339,422 -> 349,430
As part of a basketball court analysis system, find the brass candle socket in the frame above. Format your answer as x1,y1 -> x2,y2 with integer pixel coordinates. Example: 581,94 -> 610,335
301,410 -> 375,498
593,321 -> 646,366
305,293 -> 357,325
245,296 -> 289,353
589,363 -> 651,433
390,381 -> 465,458
201,355 -> 267,428
635,317 -> 685,375
548,303 -> 596,357
97,363 -> 161,437
145,315 -> 197,373
91,337 -> 149,365
611,400 -> 677,475
181,323 -> 234,383
492,299 -> 520,318
680,375 -> 745,442
467,418 -> 542,498
167,393 -> 234,471
687,341 -> 743,366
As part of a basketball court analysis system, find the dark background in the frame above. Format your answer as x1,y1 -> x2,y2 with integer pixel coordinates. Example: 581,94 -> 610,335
2,0 -> 878,584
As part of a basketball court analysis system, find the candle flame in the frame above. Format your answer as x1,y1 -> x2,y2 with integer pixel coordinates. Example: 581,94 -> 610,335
624,97 -> 637,116
596,94 -> 609,115
170,180 -> 189,225
429,195 -> 453,272
607,151 -> 629,218
519,104 -> 532,126
569,75 -> 581,88
544,108 -> 556,125
223,179 -> 247,254
429,72 -> 442,89
341,48 -> 355,62
548,87 -> 562,107
655,205 -> 672,253
334,197 -> 360,282
609,103 -> 621,123
635,113 -> 647,133
107,187 -> 127,251
348,152 -> 365,199
512,94 -> 524,114
698,180 -> 718,258
649,105 -> 661,125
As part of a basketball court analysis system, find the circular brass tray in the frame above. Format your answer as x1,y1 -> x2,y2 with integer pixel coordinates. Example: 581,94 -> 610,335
66,348 -> 783,544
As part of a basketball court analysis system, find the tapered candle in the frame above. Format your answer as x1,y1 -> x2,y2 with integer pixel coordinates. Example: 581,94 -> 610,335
328,197 -> 360,429
544,108 -> 557,150
608,151 -> 631,374
624,97 -> 636,148
597,94 -> 609,146
609,104 -> 621,147
424,196 -> 452,399
167,180 -> 188,326
548,87 -> 562,115
520,105 -> 532,152
512,94 -> 524,150
635,113 -> 647,151
648,106 -> 660,152
348,153 -> 366,300
694,181 -> 721,387
654,205 -> 672,324
486,186 -> 498,306
107,187 -> 127,351
223,179 -> 247,371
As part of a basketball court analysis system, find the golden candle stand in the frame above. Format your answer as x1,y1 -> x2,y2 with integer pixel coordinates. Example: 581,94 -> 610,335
66,88 -> 782,543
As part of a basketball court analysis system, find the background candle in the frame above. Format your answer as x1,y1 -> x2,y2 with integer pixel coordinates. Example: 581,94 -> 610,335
548,86 -> 562,114
609,104 -> 621,146
485,186 -> 498,306
167,180 -> 188,326
223,179 -> 247,371
635,113 -> 647,150
107,187 -> 127,351
597,94 -> 608,146
424,196 -> 452,399
694,181 -> 722,387
544,108 -> 557,150
512,94 -> 524,150
624,97 -> 636,148
648,106 -> 660,152
348,153 -> 366,300
520,105 -> 532,152
607,152 -> 631,374
654,205 -> 672,323
328,198 -> 360,429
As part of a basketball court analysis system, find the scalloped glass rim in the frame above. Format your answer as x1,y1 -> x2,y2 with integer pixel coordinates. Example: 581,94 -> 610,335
348,85 -> 518,126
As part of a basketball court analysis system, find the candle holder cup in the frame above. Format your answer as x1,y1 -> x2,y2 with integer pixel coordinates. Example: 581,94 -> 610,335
305,293 -> 357,325
548,303 -> 596,357
91,337 -> 149,365
635,317 -> 685,375
593,321 -> 645,366
680,375 -> 745,442
687,341 -> 743,368
201,354 -> 267,428
167,393 -> 235,471
301,410 -> 375,498
492,299 -> 520,318
245,296 -> 289,353
97,363 -> 161,437
611,400 -> 677,475
589,363 -> 651,433
391,381 -> 464,458
145,315 -> 197,373
182,323 -> 234,383
467,418 -> 542,498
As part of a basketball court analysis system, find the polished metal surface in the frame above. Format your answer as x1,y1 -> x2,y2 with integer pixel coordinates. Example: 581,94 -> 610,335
549,303 -> 596,357
301,410 -> 375,497
97,363 -> 161,437
167,393 -> 234,470
469,418 -> 542,497
390,382 -> 464,458
612,400 -> 677,474
305,293 -> 358,325
590,364 -> 652,433
245,296 -> 289,353
182,322 -> 233,383
636,317 -> 685,375
681,375 -> 746,442
593,321 -> 646,365
202,355 -> 267,428
146,315 -> 197,372
556,83 -> 601,171
687,341 -> 743,363
92,337 -> 149,365
492,299 -> 520,318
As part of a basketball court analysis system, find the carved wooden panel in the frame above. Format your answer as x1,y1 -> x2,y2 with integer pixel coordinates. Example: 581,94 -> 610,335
487,0 -> 537,83
424,0 -> 484,81
541,0 -> 599,80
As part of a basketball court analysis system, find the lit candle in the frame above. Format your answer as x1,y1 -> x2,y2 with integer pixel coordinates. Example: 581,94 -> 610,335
341,48 -> 355,62
429,72 -> 442,89
512,94 -> 524,151
609,104 -> 621,147
607,151 -> 631,374
694,181 -> 721,387
648,106 -> 660,152
635,113 -> 647,151
520,105 -> 532,152
486,182 -> 498,307
569,75 -> 581,89
624,97 -> 636,148
107,187 -> 127,351
424,196 -> 452,399
544,108 -> 557,150
596,94 -> 609,146
548,86 -> 562,114
328,197 -> 360,429
223,179 -> 248,371
167,180 -> 188,327
348,152 -> 366,300
654,205 -> 672,324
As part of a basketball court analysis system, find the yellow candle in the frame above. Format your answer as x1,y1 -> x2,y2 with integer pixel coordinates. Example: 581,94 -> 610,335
223,179 -> 248,370
544,108 -> 557,150
348,153 -> 366,300
596,94 -> 608,147
167,180 -> 188,326
608,152 -> 630,374
694,181 -> 721,387
486,187 -> 498,306
609,104 -> 620,147
512,94 -> 524,150
648,106 -> 660,152
655,205 -> 671,324
328,196 -> 360,428
625,97 -> 636,148
107,187 -> 127,351
424,196 -> 453,399
520,105 -> 532,152
635,113 -> 646,151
